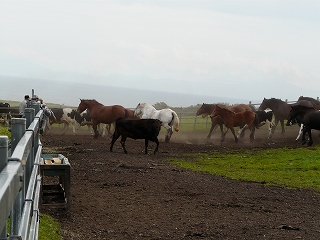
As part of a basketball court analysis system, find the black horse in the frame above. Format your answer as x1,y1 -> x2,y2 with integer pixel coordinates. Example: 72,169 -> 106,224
298,96 -> 320,110
287,104 -> 320,146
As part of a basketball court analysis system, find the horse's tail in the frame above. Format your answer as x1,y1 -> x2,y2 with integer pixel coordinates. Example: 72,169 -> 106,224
253,113 -> 259,129
171,111 -> 180,132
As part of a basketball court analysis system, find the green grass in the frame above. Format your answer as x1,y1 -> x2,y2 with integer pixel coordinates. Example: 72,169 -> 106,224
38,214 -> 62,240
169,147 -> 320,191
0,126 -> 11,140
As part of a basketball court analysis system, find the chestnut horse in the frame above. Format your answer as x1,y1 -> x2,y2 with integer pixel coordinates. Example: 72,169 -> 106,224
210,105 -> 259,143
196,103 -> 253,138
77,99 -> 129,139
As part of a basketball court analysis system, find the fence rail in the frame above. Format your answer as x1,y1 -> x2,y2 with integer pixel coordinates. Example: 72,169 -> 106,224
0,104 -> 43,240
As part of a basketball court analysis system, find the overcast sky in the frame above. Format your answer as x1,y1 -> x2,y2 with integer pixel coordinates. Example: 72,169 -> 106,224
1,0 -> 320,105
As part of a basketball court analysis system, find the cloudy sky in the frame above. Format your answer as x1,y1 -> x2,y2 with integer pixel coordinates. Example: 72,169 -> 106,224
1,0 -> 320,106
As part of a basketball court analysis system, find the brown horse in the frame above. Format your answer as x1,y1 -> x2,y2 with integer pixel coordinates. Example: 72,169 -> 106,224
196,103 -> 254,138
211,105 -> 259,143
77,99 -> 129,139
259,98 -> 291,136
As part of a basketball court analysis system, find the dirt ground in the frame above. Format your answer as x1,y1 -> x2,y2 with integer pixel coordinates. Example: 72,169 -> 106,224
40,125 -> 320,240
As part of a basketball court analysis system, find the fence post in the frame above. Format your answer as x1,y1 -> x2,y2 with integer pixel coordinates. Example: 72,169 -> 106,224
0,136 -> 8,172
25,108 -> 35,129
193,115 -> 197,130
25,108 -> 35,185
0,136 -> 8,239
10,118 -> 26,236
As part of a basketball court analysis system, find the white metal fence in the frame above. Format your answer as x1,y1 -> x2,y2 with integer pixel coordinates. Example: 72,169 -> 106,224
0,103 -> 43,240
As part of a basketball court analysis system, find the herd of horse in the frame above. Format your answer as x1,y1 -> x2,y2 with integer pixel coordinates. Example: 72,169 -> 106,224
1,96 -> 320,152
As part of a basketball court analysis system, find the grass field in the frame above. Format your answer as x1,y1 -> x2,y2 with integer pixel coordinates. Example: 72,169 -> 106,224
170,147 -> 320,191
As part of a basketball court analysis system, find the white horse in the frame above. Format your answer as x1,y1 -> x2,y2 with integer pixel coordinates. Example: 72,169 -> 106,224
134,103 -> 180,142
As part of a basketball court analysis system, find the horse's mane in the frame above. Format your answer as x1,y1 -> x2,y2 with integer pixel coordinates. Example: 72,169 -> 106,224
269,97 -> 283,102
264,98 -> 287,106
82,99 -> 103,105
216,105 -> 233,113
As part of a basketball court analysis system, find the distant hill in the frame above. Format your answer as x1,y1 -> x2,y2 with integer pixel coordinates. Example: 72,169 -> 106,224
1,75 -> 258,108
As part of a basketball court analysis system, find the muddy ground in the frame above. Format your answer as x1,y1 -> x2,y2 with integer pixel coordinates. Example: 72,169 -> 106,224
40,125 -> 320,240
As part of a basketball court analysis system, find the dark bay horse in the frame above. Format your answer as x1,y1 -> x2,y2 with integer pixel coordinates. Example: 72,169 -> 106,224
210,105 -> 259,143
298,96 -> 320,110
196,103 -> 253,138
259,98 -> 291,136
77,99 -> 129,139
287,104 -> 320,146
286,99 -> 317,141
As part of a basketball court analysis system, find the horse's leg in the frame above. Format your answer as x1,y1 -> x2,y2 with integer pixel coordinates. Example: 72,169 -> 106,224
280,120 -> 285,134
162,123 -> 172,143
120,136 -> 128,154
97,124 -> 101,135
220,127 -> 229,142
207,117 -> 219,138
237,124 -> 248,138
271,118 -> 279,134
92,121 -> 99,139
296,124 -> 303,141
61,122 -> 69,135
307,127 -> 313,146
101,124 -> 107,137
267,120 -> 276,139
219,124 -> 225,138
165,128 -> 173,143
229,127 -> 238,143
249,127 -> 255,142
71,123 -> 76,135
301,127 -> 307,145
144,139 -> 149,154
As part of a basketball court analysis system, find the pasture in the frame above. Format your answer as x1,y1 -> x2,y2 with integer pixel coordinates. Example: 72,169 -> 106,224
40,124 -> 320,240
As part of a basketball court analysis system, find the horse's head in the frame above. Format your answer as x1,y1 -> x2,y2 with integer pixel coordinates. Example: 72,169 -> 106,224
134,103 -> 142,118
258,98 -> 268,111
196,103 -> 214,117
77,99 -> 87,113
286,105 -> 313,126
210,105 -> 221,118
